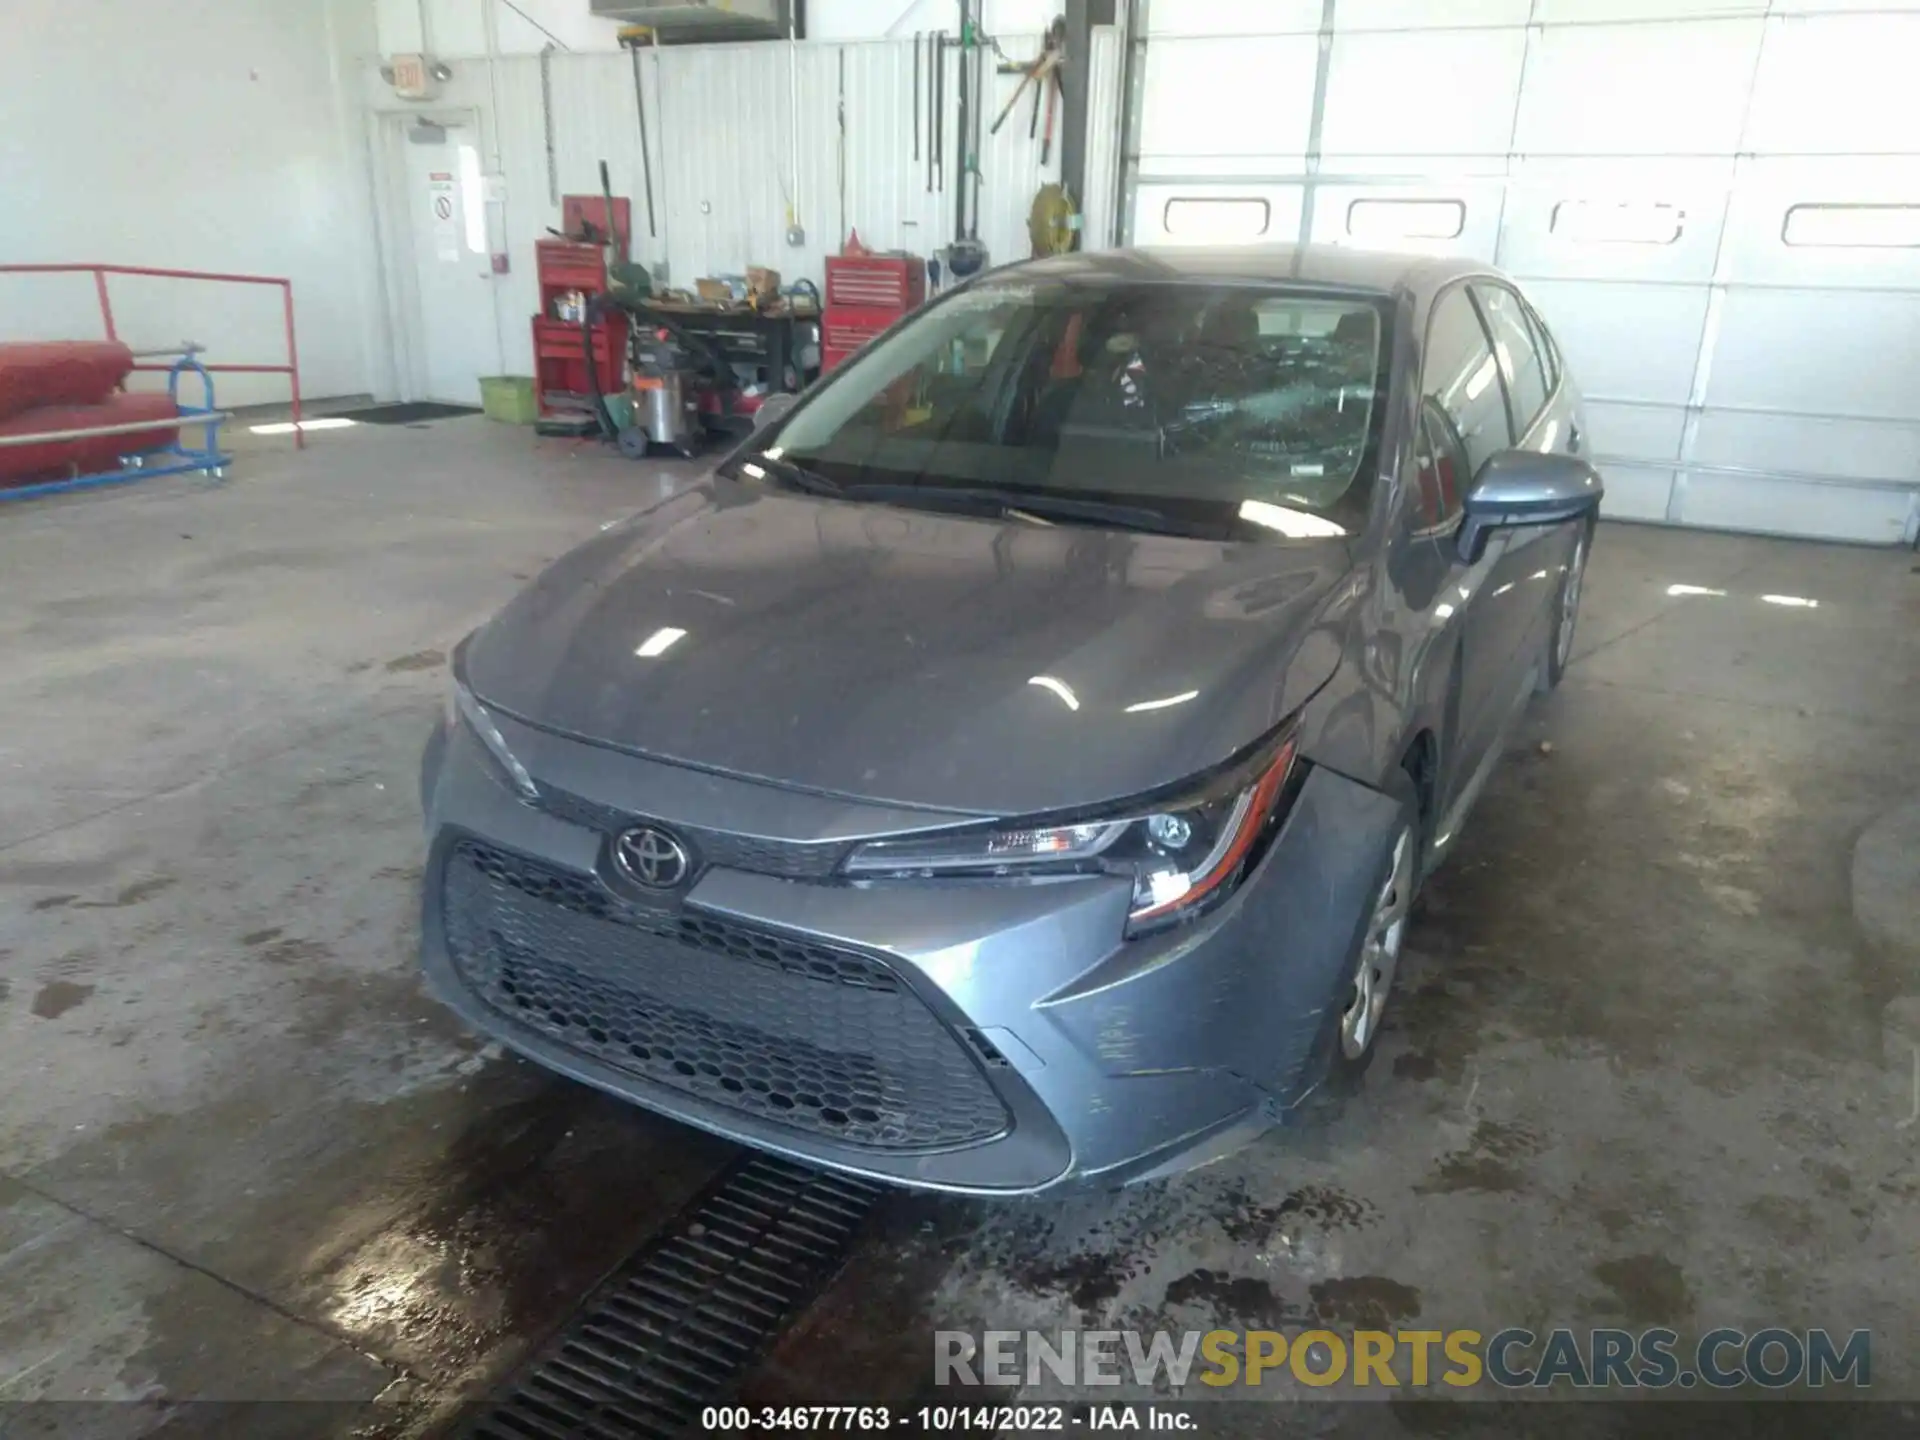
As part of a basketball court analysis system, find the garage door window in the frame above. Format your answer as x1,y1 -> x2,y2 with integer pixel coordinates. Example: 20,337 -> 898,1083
1346,199 -> 1466,243
1781,203 -> 1920,248
1422,288 -> 1509,484
1162,197 -> 1272,242
1471,283 -> 1551,441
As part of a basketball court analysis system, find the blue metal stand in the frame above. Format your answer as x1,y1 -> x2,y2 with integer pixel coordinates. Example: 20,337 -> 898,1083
0,354 -> 233,503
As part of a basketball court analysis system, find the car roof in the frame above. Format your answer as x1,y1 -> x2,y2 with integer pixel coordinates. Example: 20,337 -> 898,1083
999,243 -> 1488,298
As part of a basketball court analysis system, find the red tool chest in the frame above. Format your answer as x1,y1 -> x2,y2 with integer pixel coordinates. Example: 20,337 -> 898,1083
822,254 -> 926,371
532,215 -> 630,422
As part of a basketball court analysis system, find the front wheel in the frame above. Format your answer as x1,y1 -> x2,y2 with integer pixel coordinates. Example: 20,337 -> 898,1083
1329,809 -> 1418,1080
1538,520 -> 1593,693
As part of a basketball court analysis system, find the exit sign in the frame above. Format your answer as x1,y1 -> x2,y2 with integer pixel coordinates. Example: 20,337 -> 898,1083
388,52 -> 436,100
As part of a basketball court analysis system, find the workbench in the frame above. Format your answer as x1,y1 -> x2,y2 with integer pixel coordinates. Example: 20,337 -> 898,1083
634,300 -> 823,393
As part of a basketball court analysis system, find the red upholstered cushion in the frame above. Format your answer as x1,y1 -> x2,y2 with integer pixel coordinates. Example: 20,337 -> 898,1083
0,342 -> 136,420
0,393 -> 180,484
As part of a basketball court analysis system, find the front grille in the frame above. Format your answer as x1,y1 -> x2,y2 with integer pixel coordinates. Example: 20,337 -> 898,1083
534,784 -> 850,880
441,840 -> 1011,1151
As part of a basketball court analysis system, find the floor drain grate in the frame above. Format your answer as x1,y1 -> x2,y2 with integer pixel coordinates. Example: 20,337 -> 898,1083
466,1155 -> 880,1440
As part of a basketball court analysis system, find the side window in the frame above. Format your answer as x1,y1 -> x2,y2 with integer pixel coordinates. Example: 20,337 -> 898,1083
1421,287 -> 1510,490
1471,283 -> 1551,440
1524,298 -> 1560,392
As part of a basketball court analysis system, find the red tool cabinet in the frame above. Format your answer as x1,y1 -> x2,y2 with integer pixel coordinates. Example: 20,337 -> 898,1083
822,255 -> 926,372
532,217 -> 629,421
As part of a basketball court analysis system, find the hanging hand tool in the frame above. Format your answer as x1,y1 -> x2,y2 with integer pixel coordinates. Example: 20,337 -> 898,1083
1040,61 -> 1059,166
618,26 -> 658,239
990,18 -> 1065,138
837,47 -> 848,247
954,4 -> 969,245
934,31 -> 945,194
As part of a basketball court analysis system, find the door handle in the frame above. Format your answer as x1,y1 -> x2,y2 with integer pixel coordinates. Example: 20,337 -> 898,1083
1567,421 -> 1582,454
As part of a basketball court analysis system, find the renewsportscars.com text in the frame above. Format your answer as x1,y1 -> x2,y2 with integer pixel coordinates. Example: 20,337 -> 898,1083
936,1326 -> 1870,1390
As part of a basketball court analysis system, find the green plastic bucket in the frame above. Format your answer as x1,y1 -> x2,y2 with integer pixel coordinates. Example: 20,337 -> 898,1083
479,375 -> 538,425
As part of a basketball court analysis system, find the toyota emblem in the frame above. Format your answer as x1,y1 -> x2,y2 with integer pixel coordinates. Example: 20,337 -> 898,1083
613,825 -> 691,889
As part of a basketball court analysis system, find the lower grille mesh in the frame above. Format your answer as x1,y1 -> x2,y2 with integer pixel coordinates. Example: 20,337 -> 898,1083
442,840 -> 1010,1151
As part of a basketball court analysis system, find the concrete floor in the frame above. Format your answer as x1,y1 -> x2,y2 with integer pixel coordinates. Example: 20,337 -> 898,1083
1,418 -> 1915,1434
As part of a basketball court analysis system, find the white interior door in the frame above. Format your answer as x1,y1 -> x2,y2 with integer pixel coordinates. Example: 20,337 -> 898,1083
398,117 -> 499,405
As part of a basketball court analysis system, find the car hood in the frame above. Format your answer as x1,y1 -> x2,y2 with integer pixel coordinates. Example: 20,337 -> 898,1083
464,478 -> 1355,816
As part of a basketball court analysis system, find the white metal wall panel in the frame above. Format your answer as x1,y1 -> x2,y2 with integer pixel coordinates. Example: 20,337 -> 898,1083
1744,12 -> 1920,154
1519,280 -> 1712,405
1319,30 -> 1527,160
1681,472 -> 1916,544
1592,465 -> 1680,522
1120,0 -> 1920,543
1513,20 -> 1764,157
1135,36 -> 1320,175
1143,1 -> 1323,36
1705,289 -> 1920,419
1336,0 -> 1529,26
1496,159 -> 1729,282
1533,0 -> 1764,21
1692,410 -> 1920,484
1719,157 -> 1920,287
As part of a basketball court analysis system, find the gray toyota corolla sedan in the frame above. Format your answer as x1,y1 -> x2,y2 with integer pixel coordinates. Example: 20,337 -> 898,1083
419,245 -> 1602,1194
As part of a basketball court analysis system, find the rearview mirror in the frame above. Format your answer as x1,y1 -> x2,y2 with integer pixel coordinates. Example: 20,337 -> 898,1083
753,392 -> 800,431
1457,450 -> 1603,564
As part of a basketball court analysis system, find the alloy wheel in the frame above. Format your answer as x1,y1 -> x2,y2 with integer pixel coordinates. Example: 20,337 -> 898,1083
1340,825 -> 1414,1059
1555,534 -> 1588,671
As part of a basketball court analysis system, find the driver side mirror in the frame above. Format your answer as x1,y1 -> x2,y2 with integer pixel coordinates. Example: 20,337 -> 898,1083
1457,450 -> 1603,564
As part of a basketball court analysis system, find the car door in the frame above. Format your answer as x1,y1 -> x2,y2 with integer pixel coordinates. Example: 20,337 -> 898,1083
1396,284 -> 1525,817
1469,280 -> 1584,678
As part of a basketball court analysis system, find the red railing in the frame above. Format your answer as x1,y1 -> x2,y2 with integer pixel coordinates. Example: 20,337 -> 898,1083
0,263 -> 303,447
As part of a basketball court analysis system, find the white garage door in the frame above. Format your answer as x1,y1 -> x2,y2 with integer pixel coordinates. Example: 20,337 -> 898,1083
1120,0 -> 1920,545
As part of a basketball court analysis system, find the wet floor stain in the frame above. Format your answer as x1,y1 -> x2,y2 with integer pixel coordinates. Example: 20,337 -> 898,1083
1591,1253 -> 1692,1325
385,649 -> 446,673
1019,1254 -> 1132,1312
1308,1275 -> 1423,1327
32,980 -> 96,1020
255,937 -> 334,967
0,978 -> 11,1003
30,894 -> 77,912
1416,1119 -> 1544,1196
1417,1153 -> 1526,1195
240,927 -> 284,947
1162,1269 -> 1295,1327
73,876 -> 177,909
1208,1181 -> 1380,1249
1392,1050 -> 1438,1081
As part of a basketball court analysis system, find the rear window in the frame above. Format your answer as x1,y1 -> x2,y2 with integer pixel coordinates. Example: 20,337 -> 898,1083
763,278 -> 1392,539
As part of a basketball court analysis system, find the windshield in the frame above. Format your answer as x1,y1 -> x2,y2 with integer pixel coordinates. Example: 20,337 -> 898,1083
739,277 -> 1392,540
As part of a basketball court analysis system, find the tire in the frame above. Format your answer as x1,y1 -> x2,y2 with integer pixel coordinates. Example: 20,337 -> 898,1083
1323,773 -> 1422,1089
1538,518 -> 1594,693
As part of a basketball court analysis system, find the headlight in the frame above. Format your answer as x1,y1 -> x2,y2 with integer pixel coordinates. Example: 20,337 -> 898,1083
843,730 -> 1299,934
446,655 -> 539,802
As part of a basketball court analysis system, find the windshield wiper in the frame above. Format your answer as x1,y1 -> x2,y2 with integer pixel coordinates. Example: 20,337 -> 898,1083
841,483 -> 1197,536
733,452 -> 844,498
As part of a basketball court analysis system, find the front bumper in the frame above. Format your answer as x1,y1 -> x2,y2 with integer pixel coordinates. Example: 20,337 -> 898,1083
419,712 -> 1401,1195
